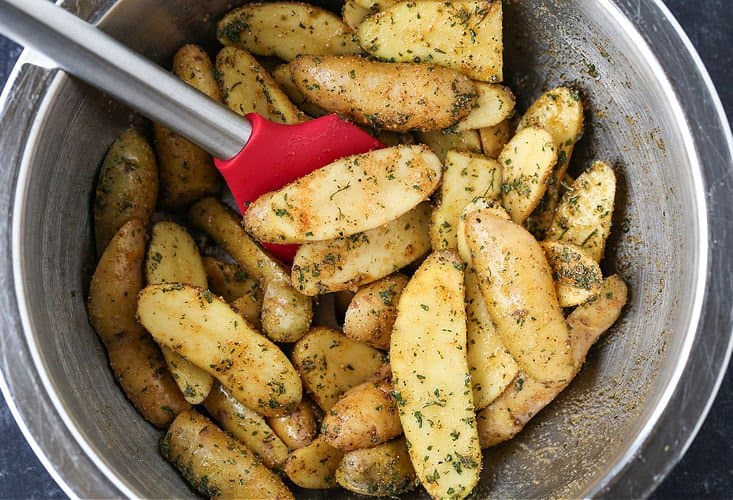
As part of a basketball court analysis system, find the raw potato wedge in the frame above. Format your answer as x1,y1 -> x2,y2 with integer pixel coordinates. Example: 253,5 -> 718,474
244,145 -> 442,243
88,220 -> 189,428
519,87 -> 585,238
290,55 -> 477,132
358,0 -> 503,82
146,222 -> 213,405
292,327 -> 387,410
455,84 -> 515,132
465,269 -> 520,409
283,436 -> 344,489
321,378 -> 401,451
189,197 -> 312,341
292,203 -> 432,295
217,3 -> 361,61
137,283 -> 302,417
217,46 -> 305,124
430,150 -> 502,250
479,118 -> 514,159
161,410 -> 293,499
418,129 -> 482,164
202,257 -> 262,305
336,438 -> 418,497
271,65 -> 328,117
203,383 -> 289,469
93,129 -> 158,255
477,275 -> 628,447
456,197 -> 510,263
267,398 -> 319,450
546,161 -> 616,262
390,251 -> 482,499
465,213 -> 574,384
154,45 -> 221,209
499,126 -> 558,225
541,241 -> 603,308
343,273 -> 409,350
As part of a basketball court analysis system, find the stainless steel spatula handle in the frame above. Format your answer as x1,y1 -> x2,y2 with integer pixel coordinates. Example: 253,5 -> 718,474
0,0 -> 250,160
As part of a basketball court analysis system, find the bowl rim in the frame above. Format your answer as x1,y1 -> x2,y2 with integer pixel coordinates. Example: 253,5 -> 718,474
0,0 -> 731,498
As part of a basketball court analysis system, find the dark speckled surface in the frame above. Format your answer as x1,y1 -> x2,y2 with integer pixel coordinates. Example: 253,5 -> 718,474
0,0 -> 731,498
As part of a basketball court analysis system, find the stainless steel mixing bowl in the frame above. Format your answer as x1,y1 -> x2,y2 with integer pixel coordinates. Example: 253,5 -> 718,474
0,0 -> 732,497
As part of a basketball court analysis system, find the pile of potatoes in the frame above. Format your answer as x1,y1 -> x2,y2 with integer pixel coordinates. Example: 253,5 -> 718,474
86,1 -> 628,498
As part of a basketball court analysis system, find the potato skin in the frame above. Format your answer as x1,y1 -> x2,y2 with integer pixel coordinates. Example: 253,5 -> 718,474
87,219 -> 189,427
267,398 -> 319,451
161,409 -> 294,499
283,436 -> 344,489
290,55 -> 477,132
93,129 -> 158,255
343,273 -> 408,350
321,378 -> 402,451
336,438 -> 418,497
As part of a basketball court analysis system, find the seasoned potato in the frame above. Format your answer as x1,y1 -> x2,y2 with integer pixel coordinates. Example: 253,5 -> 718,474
87,220 -> 189,428
292,203 -> 432,295
465,212 -> 574,384
391,251 -> 481,499
418,129 -> 482,164
203,383 -> 289,469
541,241 -> 603,307
189,197 -> 312,341
93,129 -> 157,255
271,65 -> 328,117
137,283 -> 302,417
343,273 -> 408,350
479,118 -> 514,159
456,197 -> 510,263
546,160 -> 616,262
283,437 -> 344,489
430,150 -> 502,250
336,438 -> 418,497
202,257 -> 262,305
154,45 -> 221,209
358,0 -> 503,82
244,145 -> 442,244
499,127 -> 558,225
217,46 -> 305,124
477,275 -> 628,447
290,55 -> 477,132
322,378 -> 401,451
267,398 -> 319,450
455,84 -> 515,132
341,0 -> 370,30
217,2 -> 361,61
465,269 -> 519,409
292,327 -> 387,410
519,87 -> 585,238
161,409 -> 293,499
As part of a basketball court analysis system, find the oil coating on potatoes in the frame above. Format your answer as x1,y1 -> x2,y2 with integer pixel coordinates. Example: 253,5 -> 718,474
290,55 -> 477,132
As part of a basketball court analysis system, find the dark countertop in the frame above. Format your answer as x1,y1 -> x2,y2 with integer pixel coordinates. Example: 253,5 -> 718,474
0,1 -> 731,498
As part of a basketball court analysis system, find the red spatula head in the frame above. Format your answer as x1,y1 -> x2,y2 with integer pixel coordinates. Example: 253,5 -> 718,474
214,114 -> 384,263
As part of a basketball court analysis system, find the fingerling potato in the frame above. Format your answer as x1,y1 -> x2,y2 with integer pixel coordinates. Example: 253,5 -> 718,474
541,241 -> 603,307
271,64 -> 328,117
217,2 -> 361,60
161,409 -> 293,499
336,438 -> 418,497
456,197 -> 510,263
358,0 -> 503,82
321,378 -> 401,451
202,256 -> 262,305
137,283 -> 302,417
292,203 -> 432,295
343,273 -> 408,350
479,118 -> 513,159
283,437 -> 344,489
88,219 -> 189,428
390,251 -> 482,500
243,145 -> 442,244
418,129 -> 482,164
292,327 -> 387,410
93,129 -> 158,255
465,212 -> 574,384
203,383 -> 289,469
267,398 -> 319,450
290,55 -> 477,132
454,84 -> 515,132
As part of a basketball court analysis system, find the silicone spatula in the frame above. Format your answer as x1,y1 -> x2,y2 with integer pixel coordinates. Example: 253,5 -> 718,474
0,0 -> 384,262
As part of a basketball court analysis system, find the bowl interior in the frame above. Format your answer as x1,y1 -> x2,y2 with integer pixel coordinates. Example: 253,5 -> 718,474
10,0 -> 706,497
